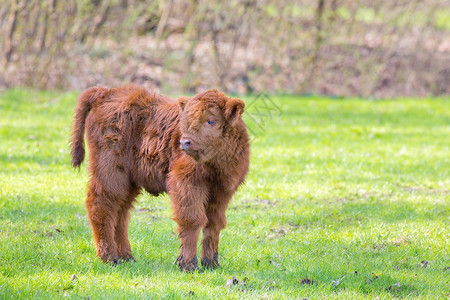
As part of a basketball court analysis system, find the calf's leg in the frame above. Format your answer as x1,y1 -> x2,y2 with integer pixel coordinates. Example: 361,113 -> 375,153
170,188 -> 208,271
86,188 -> 120,263
114,189 -> 140,261
175,224 -> 204,271
173,206 -> 207,271
168,161 -> 210,271
201,198 -> 229,269
86,152 -> 133,264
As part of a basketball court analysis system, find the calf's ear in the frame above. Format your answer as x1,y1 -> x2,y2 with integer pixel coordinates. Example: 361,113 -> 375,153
224,98 -> 245,125
177,97 -> 190,110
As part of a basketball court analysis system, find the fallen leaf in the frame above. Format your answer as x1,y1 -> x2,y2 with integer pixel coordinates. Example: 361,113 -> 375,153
300,277 -> 314,285
388,282 -> 401,291
226,276 -> 240,287
332,275 -> 346,286
269,260 -> 281,268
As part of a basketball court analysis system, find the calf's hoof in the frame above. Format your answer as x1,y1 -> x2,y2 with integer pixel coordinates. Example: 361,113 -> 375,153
176,255 -> 199,272
201,253 -> 220,270
101,255 -> 121,265
119,254 -> 136,262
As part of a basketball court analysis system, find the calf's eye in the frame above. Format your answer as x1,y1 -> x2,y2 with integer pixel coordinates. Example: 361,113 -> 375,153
207,119 -> 216,125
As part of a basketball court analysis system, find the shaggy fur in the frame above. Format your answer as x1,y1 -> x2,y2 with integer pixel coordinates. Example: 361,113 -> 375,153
70,85 -> 249,271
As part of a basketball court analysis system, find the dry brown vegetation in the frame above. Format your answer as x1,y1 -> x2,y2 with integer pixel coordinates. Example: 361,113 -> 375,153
1,0 -> 449,97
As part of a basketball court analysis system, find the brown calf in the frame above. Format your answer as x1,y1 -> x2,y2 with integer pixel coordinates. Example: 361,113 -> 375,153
70,85 -> 249,271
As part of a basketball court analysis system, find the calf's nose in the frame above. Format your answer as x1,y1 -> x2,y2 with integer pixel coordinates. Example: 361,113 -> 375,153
180,138 -> 191,150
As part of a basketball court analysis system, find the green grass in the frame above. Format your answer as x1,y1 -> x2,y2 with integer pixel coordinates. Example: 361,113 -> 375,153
0,89 -> 449,299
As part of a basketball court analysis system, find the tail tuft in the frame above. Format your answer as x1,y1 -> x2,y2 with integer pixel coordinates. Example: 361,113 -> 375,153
70,85 -> 108,168
71,145 -> 85,168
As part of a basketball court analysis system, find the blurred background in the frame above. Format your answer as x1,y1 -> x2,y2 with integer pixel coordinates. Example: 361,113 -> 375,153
1,0 -> 449,98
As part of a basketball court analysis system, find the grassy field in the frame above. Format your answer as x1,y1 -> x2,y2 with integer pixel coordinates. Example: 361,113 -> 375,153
0,90 -> 449,299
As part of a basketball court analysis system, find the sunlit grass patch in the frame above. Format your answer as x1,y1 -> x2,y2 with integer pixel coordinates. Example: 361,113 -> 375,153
1,90 -> 449,299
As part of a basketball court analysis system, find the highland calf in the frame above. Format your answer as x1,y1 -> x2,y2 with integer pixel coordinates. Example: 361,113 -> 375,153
70,85 -> 249,271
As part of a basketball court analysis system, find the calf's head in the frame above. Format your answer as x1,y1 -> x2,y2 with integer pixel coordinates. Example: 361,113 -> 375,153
178,90 -> 245,163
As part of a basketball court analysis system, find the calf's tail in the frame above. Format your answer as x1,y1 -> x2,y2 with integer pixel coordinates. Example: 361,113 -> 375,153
70,86 -> 108,168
